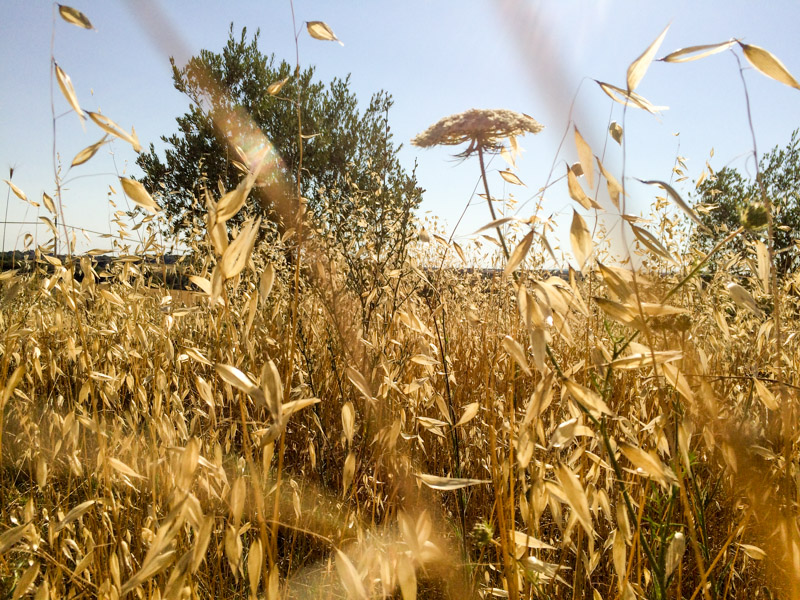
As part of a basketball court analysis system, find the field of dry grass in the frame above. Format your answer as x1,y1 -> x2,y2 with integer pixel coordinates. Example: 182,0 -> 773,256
3,7 -> 800,600
2,182 -> 799,599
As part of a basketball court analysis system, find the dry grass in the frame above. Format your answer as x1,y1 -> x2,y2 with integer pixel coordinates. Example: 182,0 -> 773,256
2,191 -> 799,599
2,8 -> 800,600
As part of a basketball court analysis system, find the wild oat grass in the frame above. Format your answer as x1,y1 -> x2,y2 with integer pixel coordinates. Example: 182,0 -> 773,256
2,8 -> 800,600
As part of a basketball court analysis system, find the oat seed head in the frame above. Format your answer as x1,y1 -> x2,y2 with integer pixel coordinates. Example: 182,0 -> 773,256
412,108 -> 543,157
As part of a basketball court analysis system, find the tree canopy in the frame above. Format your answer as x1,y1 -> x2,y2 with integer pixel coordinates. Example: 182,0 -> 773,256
136,25 -> 422,264
693,129 -> 800,276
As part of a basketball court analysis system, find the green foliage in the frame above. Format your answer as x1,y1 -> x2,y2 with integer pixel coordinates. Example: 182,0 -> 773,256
693,129 -> 800,275
136,25 -> 422,259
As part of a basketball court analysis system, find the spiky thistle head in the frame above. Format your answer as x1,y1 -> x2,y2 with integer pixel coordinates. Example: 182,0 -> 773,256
739,200 -> 769,231
412,109 -> 543,158
471,519 -> 495,547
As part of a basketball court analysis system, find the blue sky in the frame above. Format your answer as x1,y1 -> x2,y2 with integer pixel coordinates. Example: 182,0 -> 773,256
1,1 -> 799,263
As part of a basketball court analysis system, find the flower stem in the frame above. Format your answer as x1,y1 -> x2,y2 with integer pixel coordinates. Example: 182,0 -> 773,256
477,146 -> 510,261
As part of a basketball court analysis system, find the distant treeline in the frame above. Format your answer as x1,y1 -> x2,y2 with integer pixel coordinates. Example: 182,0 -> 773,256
0,250 -> 571,290
0,251 -> 190,289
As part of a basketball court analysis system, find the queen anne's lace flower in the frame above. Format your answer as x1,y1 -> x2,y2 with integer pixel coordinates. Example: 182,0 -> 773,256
412,108 -> 543,157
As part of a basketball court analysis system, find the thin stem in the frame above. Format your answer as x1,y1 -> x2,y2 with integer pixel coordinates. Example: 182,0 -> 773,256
50,4 -> 69,258
733,50 -> 788,428
734,52 -> 780,341
1,181 -> 10,269
662,227 -> 744,304
271,0 -> 306,570
429,298 -> 468,560
477,146 -> 510,261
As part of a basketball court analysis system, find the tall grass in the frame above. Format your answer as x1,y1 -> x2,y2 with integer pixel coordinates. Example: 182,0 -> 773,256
2,7 -> 800,600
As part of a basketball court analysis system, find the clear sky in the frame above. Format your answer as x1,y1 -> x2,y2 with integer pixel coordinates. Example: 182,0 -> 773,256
1,1 -> 799,263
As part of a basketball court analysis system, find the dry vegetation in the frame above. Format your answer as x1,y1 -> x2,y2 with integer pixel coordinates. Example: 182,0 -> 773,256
3,7 -> 800,600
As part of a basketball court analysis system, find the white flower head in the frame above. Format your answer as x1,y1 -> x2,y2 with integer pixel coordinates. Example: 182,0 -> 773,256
412,108 -> 543,157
